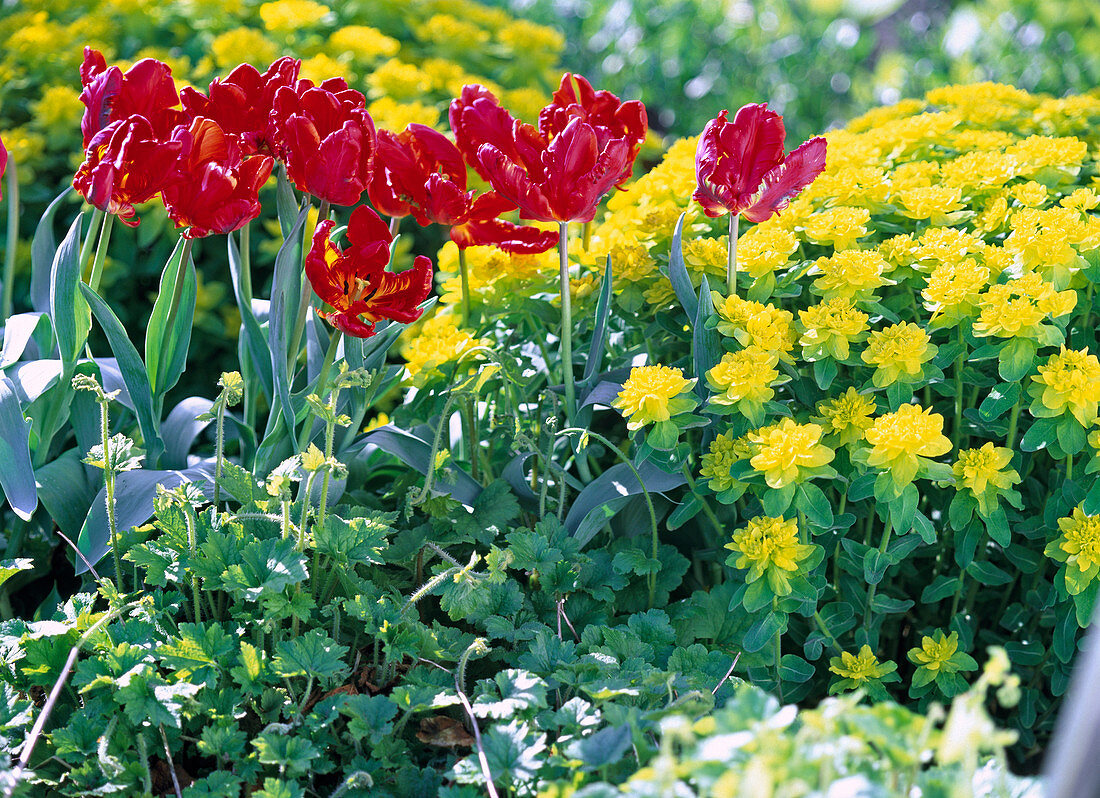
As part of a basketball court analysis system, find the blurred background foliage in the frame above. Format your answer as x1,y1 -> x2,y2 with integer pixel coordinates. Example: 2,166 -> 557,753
495,0 -> 1100,143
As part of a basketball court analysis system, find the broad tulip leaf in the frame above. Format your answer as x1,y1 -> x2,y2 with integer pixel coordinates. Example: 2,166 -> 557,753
268,202 -> 310,444
80,283 -> 163,464
31,189 -> 72,314
144,237 -> 197,400
356,424 -> 482,507
162,396 -> 215,469
565,460 -> 685,547
229,236 -> 274,400
0,375 -> 37,520
582,257 -> 614,385
666,211 -> 698,319
1,313 -> 50,368
35,449 -> 97,538
49,213 -> 90,367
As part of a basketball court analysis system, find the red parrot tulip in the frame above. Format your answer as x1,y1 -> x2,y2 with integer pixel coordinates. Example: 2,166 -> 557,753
538,73 -> 647,186
693,103 -> 826,224
448,84 -> 525,184
305,205 -> 433,338
179,57 -> 300,156
72,115 -> 183,226
79,47 -> 186,147
160,117 -> 274,238
270,77 -> 375,206
368,123 -> 557,253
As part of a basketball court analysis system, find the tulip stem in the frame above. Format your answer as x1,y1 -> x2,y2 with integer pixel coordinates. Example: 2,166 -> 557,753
458,247 -> 472,328
2,160 -> 18,321
239,221 -> 252,303
289,200 -> 329,383
726,212 -> 739,296
87,213 -> 116,295
78,208 -> 105,282
558,222 -> 576,420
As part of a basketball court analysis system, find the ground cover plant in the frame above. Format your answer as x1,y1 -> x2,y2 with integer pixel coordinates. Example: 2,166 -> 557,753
0,10 -> 1090,797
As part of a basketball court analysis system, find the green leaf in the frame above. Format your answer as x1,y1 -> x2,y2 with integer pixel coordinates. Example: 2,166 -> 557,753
272,629 -> 349,682
1057,417 -> 1087,455
744,611 -> 787,653
869,594 -> 915,614
339,694 -> 398,744
144,237 -> 196,400
795,482 -> 833,529
0,558 -> 33,589
1020,417 -> 1057,452
253,778 -> 305,798
564,724 -> 632,770
314,512 -> 392,566
218,461 -> 256,505
779,654 -> 815,683
1053,607 -> 1079,663
50,213 -> 90,367
980,505 -> 1011,547
967,559 -> 1013,586
998,337 -> 1037,382
760,482 -> 796,517
612,548 -> 661,576
80,283 -> 163,463
863,550 -> 889,585
581,257 -> 614,385
920,575 -> 960,603
254,733 -> 318,777
813,358 -> 838,390
978,382 -> 1020,422
667,212 -> 697,319
565,461 -> 685,547
693,275 -> 723,406
117,674 -> 201,728
159,622 -> 236,681
222,537 -> 308,601
227,235 -> 274,400
30,189 -> 72,313
0,376 -> 37,520
889,484 -> 918,534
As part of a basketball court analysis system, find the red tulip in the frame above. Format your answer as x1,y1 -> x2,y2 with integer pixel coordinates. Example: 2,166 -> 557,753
79,47 -> 185,147
693,103 -> 826,224
538,73 -> 647,186
367,123 -> 557,254
72,116 -> 183,226
179,57 -> 301,156
448,84 -> 525,183
305,205 -> 433,338
0,132 -> 7,201
160,117 -> 274,238
476,116 -> 632,224
270,77 -> 375,206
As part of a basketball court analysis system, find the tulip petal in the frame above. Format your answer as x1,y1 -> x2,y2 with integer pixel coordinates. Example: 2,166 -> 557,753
451,219 -> 558,253
742,135 -> 827,224
477,143 -> 555,223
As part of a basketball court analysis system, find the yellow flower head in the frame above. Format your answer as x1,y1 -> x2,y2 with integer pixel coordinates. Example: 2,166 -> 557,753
612,365 -> 696,431
613,242 -> 659,283
737,225 -> 799,279
829,645 -> 895,685
401,313 -> 482,385
908,630 -> 971,676
798,299 -> 869,361
922,259 -> 989,321
367,97 -> 441,134
1047,507 -> 1100,595
973,274 -> 1076,341
700,432 -> 750,494
706,347 -> 781,411
367,58 -> 433,100
897,185 -> 965,221
748,418 -> 835,489
953,443 -> 1020,514
813,387 -> 877,446
210,28 -> 279,70
1028,346 -> 1100,427
879,233 -> 918,270
802,206 -> 871,250
864,404 -> 952,487
327,25 -> 401,63
724,515 -> 815,594
1061,188 -> 1100,213
861,322 -> 937,387
1011,181 -> 1049,208
712,294 -> 795,359
812,249 -> 891,302
259,0 -> 331,33
1006,135 -> 1088,178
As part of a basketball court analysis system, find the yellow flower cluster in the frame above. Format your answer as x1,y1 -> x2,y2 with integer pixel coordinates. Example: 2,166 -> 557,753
863,404 -> 951,489
747,418 -> 834,489
953,443 -> 1020,514
1028,347 -> 1100,428
797,299 -> 868,361
861,322 -> 938,387
725,515 -> 815,594
612,365 -> 696,431
1047,507 -> 1100,595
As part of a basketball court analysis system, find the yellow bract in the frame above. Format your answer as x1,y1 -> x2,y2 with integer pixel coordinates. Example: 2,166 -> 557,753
724,515 -> 814,593
864,404 -> 951,487
798,299 -> 868,361
813,388 -> 876,446
1028,346 -> 1100,427
1047,507 -> 1100,595
861,322 -> 937,387
829,645 -> 891,683
747,418 -> 834,489
612,365 -> 695,431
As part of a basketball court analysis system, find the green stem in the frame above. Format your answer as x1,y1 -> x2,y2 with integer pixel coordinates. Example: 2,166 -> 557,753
680,461 -> 725,548
297,329 -> 342,452
184,505 -> 201,624
813,611 -> 842,654
558,222 -> 576,420
1005,399 -> 1022,451
239,221 -> 253,303
458,246 -> 472,328
2,160 -> 19,321
726,212 -> 739,296
288,199 -> 330,382
1067,454 -> 1074,482
772,596 -> 783,701
101,397 -> 123,591
213,397 -> 226,507
463,396 -> 480,483
864,521 -> 893,625
86,213 -> 115,294
952,325 -> 966,452
78,207 -> 105,283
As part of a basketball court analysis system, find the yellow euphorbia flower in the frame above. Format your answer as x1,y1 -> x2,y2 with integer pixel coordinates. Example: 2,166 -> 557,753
748,418 -> 835,489
1028,346 -> 1100,427
813,387 -> 877,446
953,443 -> 1020,514
700,432 -> 750,495
798,299 -> 869,361
1047,507 -> 1100,595
706,347 -> 782,418
612,365 -> 696,431
864,404 -> 952,487
724,515 -> 815,594
861,322 -> 937,387
811,249 -> 890,302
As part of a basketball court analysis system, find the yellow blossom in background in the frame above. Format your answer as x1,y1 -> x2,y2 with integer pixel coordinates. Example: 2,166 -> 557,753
737,225 -> 799,279
210,28 -> 279,70
940,150 -> 1016,192
400,313 -> 482,384
259,0 -> 331,33
497,19 -> 565,63
861,322 -> 937,387
367,97 -> 441,132
878,234 -> 918,270
682,237 -> 729,280
913,227 -> 983,271
811,249 -> 889,302
299,53 -> 345,84
500,87 -> 551,122
977,194 -> 1010,233
30,84 -> 83,136
610,242 -> 659,283
1028,346 -> 1100,427
950,128 -> 1015,151
813,388 -> 876,446
1061,188 -> 1100,213
1006,135 -> 1088,179
612,365 -> 696,431
706,347 -> 782,419
1011,181 -> 1049,208
367,58 -> 434,100
725,515 -> 815,594
327,25 -> 401,63
797,299 -> 868,361
909,630 -> 962,673
829,645 -> 898,695
953,443 -> 1020,514
864,403 -> 951,488
0,128 -> 46,180
1047,507 -> 1100,595
748,418 -> 834,489
922,259 -> 989,322
416,14 -> 490,51
802,206 -> 870,249
896,185 -> 965,222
